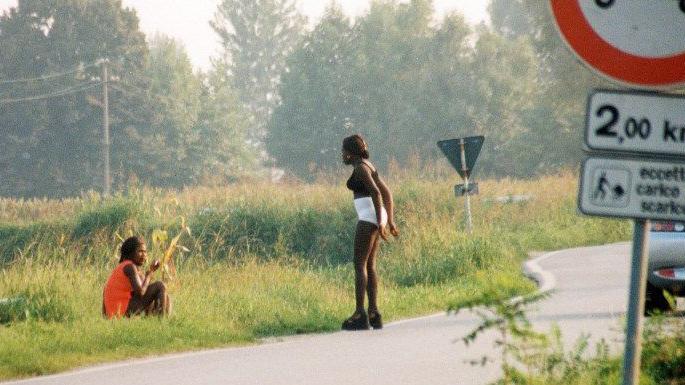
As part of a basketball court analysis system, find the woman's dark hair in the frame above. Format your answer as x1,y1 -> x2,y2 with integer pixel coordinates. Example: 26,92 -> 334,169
120,236 -> 144,263
342,134 -> 369,159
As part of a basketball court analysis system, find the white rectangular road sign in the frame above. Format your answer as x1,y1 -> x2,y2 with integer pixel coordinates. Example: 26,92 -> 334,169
585,90 -> 685,156
580,156 -> 685,221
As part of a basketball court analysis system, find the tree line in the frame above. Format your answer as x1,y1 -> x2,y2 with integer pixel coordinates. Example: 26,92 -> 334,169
269,0 -> 617,179
0,0 -> 607,197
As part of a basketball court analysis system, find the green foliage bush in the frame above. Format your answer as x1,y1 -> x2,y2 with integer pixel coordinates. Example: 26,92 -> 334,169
0,223 -> 67,265
641,316 -> 685,383
0,287 -> 74,324
189,204 -> 355,265
387,235 -> 503,287
73,198 -> 148,238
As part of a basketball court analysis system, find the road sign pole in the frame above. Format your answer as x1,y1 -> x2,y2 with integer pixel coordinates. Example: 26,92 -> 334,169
463,175 -> 473,233
622,219 -> 650,385
437,135 -> 483,232
459,138 -> 473,232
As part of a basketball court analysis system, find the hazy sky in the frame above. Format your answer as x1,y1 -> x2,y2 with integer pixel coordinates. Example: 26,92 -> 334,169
0,0 -> 489,70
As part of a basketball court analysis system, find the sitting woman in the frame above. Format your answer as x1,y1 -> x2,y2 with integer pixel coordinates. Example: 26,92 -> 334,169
103,236 -> 170,318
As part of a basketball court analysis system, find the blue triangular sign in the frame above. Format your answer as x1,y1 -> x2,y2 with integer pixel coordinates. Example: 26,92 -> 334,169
437,136 -> 484,179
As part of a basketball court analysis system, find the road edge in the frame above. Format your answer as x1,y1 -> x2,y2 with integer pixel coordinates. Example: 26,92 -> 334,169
521,250 -> 562,295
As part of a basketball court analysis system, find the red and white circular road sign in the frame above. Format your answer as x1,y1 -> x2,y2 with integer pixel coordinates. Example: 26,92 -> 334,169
550,0 -> 685,89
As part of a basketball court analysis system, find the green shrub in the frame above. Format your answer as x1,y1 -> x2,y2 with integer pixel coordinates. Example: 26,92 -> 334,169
642,316 -> 685,383
73,197 -> 147,238
0,288 -> 74,324
0,223 -> 67,265
385,235 -> 505,287
188,205 -> 354,265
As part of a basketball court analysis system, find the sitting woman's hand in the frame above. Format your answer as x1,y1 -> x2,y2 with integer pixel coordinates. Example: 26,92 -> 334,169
147,260 -> 161,274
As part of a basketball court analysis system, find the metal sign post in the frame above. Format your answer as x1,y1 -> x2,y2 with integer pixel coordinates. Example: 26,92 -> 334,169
460,138 -> 473,232
437,136 -> 484,233
623,219 -> 649,385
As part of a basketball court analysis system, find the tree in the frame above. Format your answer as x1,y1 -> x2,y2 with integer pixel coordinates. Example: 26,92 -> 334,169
0,2 -> 253,197
350,0 -> 436,167
268,0 -> 476,177
267,4 -> 357,175
0,0 -> 148,197
113,34 -> 204,187
268,0 -> 602,179
193,70 -> 256,182
487,0 -> 609,175
114,34 -> 255,187
211,0 -> 305,152
463,28 -> 539,177
488,0 -> 535,40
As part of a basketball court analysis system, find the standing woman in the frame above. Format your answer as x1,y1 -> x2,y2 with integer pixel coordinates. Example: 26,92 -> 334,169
341,134 -> 399,330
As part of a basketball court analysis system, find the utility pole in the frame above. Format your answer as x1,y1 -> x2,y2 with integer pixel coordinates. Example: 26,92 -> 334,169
101,59 -> 111,197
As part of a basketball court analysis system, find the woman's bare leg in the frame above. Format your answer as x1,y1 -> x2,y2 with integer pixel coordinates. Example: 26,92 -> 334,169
354,221 -> 379,313
366,234 -> 381,313
146,281 -> 170,316
127,281 -> 170,316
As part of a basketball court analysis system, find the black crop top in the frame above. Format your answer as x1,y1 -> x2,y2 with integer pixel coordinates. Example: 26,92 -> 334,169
346,161 -> 378,198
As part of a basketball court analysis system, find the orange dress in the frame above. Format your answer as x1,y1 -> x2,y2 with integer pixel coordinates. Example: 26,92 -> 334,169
103,260 -> 134,319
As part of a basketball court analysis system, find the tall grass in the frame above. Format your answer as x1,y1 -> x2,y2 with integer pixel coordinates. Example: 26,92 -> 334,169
0,172 -> 631,379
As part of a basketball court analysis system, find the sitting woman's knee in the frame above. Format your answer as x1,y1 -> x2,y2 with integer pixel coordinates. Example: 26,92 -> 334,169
150,281 -> 166,294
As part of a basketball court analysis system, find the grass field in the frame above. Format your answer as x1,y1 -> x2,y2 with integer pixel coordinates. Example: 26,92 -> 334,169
0,172 -> 631,379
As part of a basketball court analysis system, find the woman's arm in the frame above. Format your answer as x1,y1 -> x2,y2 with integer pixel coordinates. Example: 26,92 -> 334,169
375,176 -> 399,236
123,261 -> 160,297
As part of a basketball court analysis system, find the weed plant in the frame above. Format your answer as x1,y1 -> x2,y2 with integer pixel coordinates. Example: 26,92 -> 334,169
451,275 -> 685,384
478,316 -> 685,385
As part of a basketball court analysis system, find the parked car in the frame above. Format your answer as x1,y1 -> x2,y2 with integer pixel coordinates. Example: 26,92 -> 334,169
646,221 -> 685,314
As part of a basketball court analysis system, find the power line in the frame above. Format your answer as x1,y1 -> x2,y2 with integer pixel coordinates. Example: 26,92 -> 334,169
0,81 -> 104,104
0,61 -> 100,85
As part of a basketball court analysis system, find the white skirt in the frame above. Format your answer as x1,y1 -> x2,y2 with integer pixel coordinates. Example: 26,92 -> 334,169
354,197 -> 387,227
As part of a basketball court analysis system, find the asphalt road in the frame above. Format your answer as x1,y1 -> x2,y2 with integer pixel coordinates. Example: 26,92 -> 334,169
4,243 -> 632,385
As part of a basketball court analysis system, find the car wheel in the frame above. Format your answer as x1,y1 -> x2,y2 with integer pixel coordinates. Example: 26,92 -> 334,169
644,282 -> 674,316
